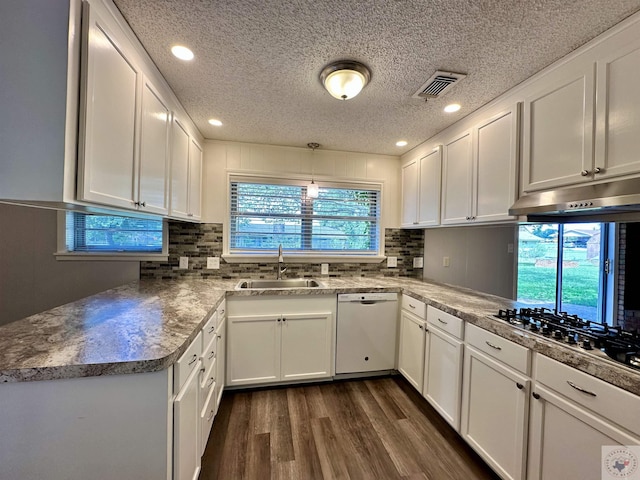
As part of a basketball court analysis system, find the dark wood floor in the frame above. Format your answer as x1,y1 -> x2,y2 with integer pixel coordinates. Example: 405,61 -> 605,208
200,376 -> 499,480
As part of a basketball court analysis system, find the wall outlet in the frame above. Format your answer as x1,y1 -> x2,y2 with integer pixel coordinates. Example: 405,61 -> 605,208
207,257 -> 220,269
442,256 -> 450,267
387,256 -> 397,268
179,256 -> 189,269
413,257 -> 424,268
321,263 -> 329,275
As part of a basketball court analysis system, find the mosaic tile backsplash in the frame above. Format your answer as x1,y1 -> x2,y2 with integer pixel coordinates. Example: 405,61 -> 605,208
141,222 -> 424,279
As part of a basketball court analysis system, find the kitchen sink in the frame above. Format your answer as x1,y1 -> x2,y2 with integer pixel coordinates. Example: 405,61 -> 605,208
235,278 -> 325,290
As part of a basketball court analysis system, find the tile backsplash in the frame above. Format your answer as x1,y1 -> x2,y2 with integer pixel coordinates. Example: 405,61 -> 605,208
141,222 -> 424,279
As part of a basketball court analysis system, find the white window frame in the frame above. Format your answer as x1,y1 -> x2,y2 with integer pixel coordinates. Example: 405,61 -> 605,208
55,211 -> 168,261
223,172 -> 386,263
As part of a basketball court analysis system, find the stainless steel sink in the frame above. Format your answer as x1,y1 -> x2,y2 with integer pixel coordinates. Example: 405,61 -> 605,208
235,278 -> 325,290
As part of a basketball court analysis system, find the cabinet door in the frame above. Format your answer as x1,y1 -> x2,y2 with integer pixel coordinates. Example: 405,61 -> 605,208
441,131 -> 473,225
422,326 -> 463,431
595,31 -> 640,180
528,385 -> 640,480
417,147 -> 442,226
522,64 -> 595,192
227,314 -> 280,386
215,319 -> 226,409
401,159 -> 419,226
473,106 -> 519,223
188,139 -> 203,220
137,78 -> 170,215
174,360 -> 202,480
398,310 -> 425,391
461,346 -> 529,480
281,312 -> 332,381
170,117 -> 190,219
79,3 -> 139,209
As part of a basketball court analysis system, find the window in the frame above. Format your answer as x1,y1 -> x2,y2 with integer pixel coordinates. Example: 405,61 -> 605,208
59,211 -> 166,259
229,177 -> 380,256
517,223 -> 613,322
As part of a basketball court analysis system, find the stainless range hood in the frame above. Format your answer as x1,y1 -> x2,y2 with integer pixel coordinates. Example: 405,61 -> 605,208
509,177 -> 640,223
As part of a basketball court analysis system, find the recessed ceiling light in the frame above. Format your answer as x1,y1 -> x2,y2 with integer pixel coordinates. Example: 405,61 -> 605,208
208,118 -> 223,127
396,140 -> 408,147
444,103 -> 461,113
171,45 -> 194,61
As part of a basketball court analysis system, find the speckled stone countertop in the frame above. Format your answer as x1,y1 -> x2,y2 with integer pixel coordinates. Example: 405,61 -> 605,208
1,276 -> 639,396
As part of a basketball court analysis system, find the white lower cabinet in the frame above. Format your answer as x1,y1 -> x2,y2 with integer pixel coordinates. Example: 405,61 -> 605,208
173,332 -> 202,480
215,317 -> 226,411
461,325 -> 530,480
398,308 -> 426,391
227,296 -> 335,387
527,354 -> 640,480
422,306 -> 464,431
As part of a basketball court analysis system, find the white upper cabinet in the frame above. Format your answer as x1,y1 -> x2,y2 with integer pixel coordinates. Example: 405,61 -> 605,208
188,138 -> 203,220
138,78 -> 170,215
78,1 -> 140,209
170,116 -> 202,221
594,28 -> 640,180
441,131 -> 473,225
401,147 -> 442,227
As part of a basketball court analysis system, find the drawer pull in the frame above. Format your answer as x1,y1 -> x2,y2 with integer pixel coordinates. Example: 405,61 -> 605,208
437,318 -> 448,325
419,324 -> 424,330
208,325 -> 216,333
408,304 -> 416,309
207,377 -> 215,388
208,351 -> 215,360
567,380 -> 597,397
485,341 -> 502,351
532,392 -> 541,400
207,409 -> 215,422
217,334 -> 222,339
188,354 -> 198,365
516,383 -> 524,390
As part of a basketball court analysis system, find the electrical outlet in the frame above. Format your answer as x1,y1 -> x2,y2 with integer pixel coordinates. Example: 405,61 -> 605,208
387,256 -> 397,268
179,256 -> 189,269
321,263 -> 329,275
442,256 -> 450,267
207,257 -> 220,269
413,257 -> 424,268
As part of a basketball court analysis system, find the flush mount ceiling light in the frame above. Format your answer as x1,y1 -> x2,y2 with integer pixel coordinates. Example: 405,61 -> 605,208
396,140 -> 408,147
320,61 -> 371,100
208,118 -> 223,126
171,45 -> 194,61
444,103 -> 461,113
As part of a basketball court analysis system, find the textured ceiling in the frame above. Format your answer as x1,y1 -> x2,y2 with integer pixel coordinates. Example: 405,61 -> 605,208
113,0 -> 640,156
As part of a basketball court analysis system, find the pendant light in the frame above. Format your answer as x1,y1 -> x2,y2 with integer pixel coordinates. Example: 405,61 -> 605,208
320,61 -> 371,100
307,143 -> 320,199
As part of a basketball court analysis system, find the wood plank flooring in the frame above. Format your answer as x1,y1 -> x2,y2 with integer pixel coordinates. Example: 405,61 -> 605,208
200,376 -> 500,480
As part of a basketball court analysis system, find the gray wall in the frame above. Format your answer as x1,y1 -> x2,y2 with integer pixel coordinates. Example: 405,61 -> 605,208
0,204 -> 139,325
423,224 -> 517,299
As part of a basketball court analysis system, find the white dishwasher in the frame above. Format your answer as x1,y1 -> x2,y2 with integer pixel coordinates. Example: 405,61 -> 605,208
336,293 -> 398,374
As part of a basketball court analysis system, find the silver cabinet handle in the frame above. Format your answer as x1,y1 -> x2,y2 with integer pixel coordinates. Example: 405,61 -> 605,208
207,409 -> 215,422
516,383 -> 524,390
217,334 -> 222,339
438,318 -> 448,325
408,303 -> 416,309
567,380 -> 597,397
581,170 -> 590,176
485,341 -> 502,351
187,213 -> 194,217
208,325 -> 216,333
188,354 -> 198,365
419,324 -> 424,330
206,377 -> 215,388
594,167 -> 602,174
208,350 -> 215,360
466,216 -> 471,220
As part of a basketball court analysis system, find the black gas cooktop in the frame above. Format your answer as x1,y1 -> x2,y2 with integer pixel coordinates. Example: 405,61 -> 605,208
495,307 -> 640,370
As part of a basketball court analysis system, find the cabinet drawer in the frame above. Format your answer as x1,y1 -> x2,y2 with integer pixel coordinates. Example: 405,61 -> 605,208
402,294 -> 426,319
200,383 -> 217,455
202,310 -> 218,349
199,358 -> 216,412
174,332 -> 203,393
201,335 -> 217,374
427,306 -> 464,339
465,323 -> 529,374
535,354 -> 640,435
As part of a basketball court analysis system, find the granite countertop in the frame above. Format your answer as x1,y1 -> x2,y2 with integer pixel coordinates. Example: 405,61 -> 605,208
1,276 -> 639,396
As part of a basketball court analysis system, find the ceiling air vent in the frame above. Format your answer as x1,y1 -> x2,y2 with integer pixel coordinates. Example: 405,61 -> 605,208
412,71 -> 467,99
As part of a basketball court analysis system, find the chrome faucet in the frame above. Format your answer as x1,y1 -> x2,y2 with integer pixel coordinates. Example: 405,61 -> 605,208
277,244 -> 287,279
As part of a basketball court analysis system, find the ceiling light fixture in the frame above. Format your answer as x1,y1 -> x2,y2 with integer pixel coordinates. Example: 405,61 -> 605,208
306,142 -> 320,199
396,140 -> 408,147
171,45 -> 194,61
444,103 -> 461,113
208,118 -> 223,126
320,60 -> 371,100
